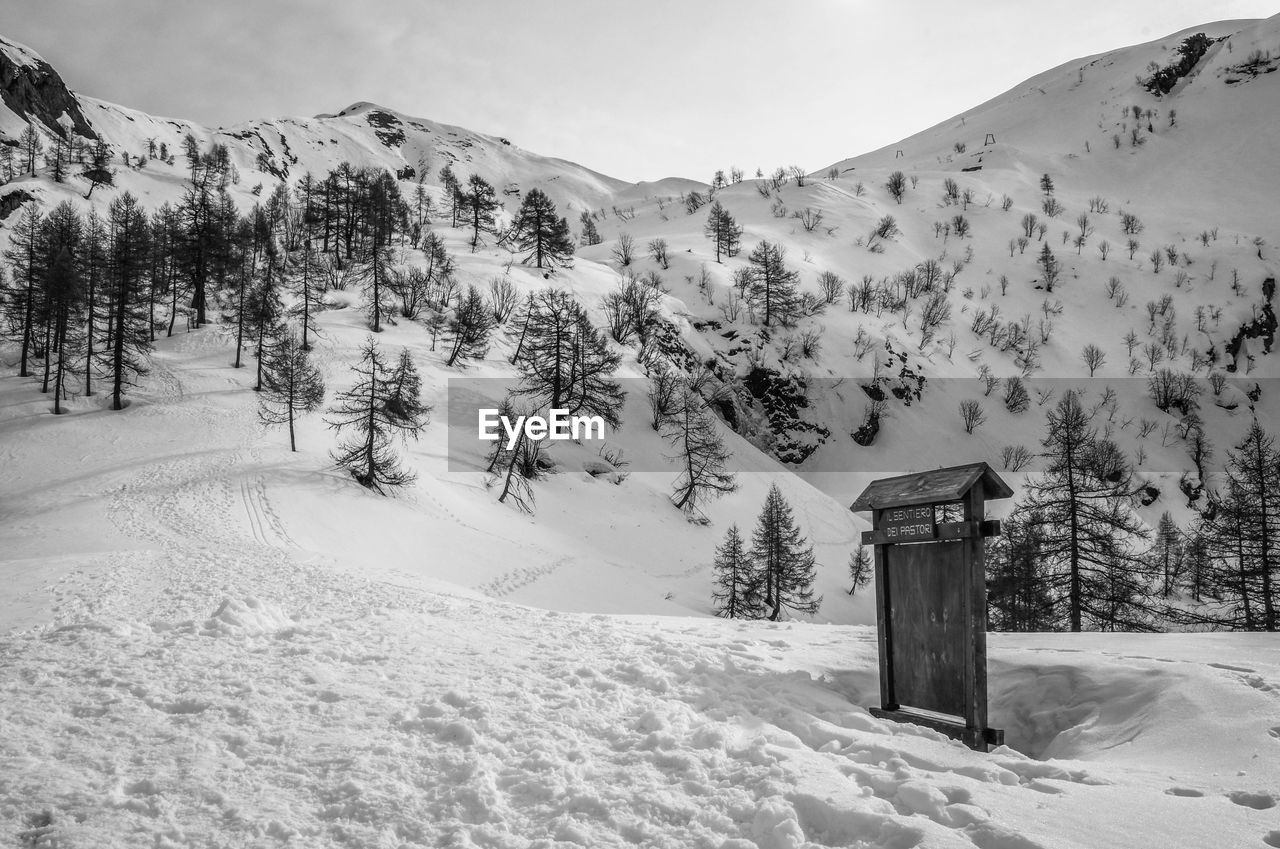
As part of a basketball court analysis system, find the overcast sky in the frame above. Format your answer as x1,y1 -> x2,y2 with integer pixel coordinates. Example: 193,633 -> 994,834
2,1 -> 1275,182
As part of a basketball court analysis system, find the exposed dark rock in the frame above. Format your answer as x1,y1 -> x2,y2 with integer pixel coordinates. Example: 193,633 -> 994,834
365,110 -> 406,148
0,38 -> 96,139
0,187 -> 35,222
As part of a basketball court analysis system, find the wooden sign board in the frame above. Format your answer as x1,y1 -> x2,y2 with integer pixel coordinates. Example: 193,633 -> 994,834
878,505 -> 936,542
850,463 -> 1012,752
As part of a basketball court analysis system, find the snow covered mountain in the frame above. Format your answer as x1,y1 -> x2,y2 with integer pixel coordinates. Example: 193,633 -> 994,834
2,17 -> 1280,849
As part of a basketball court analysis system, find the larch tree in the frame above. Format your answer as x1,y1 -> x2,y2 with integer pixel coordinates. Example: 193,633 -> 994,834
36,203 -> 84,396
259,328 -> 325,451
245,259 -> 285,392
104,192 -> 153,411
664,388 -> 737,517
750,483 -> 821,621
516,289 -> 624,428
1018,390 -> 1151,631
578,210 -> 601,246
1219,421 -> 1279,630
985,508 -> 1055,631
81,210 -> 107,395
703,201 -> 742,262
445,284 -> 497,367
712,524 -> 761,619
1037,242 -> 1059,292
1151,512 -> 1184,597
438,165 -> 463,228
327,339 -> 430,493
2,203 -> 44,377
511,188 -> 574,269
459,173 -> 500,251
19,121 -> 43,175
847,544 -> 872,596
82,140 -> 115,199
746,240 -> 799,327
42,245 -> 84,414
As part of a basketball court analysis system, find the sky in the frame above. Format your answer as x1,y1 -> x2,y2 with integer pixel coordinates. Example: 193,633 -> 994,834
2,1 -> 1276,183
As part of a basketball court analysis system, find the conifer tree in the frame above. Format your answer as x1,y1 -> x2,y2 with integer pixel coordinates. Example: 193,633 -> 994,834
80,210 -> 107,395
246,262 -> 284,391
290,242 -> 321,351
847,544 -> 872,595
578,210 -> 601,246
750,483 -> 821,621
439,165 -> 463,228
46,131 -> 71,183
445,284 -> 496,366
511,188 -> 574,269
19,122 -> 43,176
1017,390 -> 1150,630
82,140 -> 115,199
665,389 -> 736,516
104,192 -> 153,410
176,143 -> 220,326
1037,242 -> 1059,292
327,339 -> 430,493
986,509 -> 1055,630
703,201 -> 743,262
459,174 -> 500,251
259,328 -> 325,451
516,289 -> 624,427
746,240 -> 799,327
36,203 -> 84,396
418,231 -> 457,309
2,203 -> 44,377
42,245 -> 84,414
712,524 -> 761,618
1152,512 -> 1184,597
1218,421 -> 1279,630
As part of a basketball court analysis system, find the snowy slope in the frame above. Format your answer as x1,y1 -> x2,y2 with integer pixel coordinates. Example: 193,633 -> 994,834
2,566 -> 1278,848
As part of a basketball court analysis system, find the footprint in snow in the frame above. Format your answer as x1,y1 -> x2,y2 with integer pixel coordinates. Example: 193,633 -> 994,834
1263,830 -> 1280,848
1164,787 -> 1205,797
1227,790 -> 1277,810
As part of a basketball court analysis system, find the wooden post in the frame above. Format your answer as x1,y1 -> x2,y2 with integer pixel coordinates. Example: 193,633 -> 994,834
962,484 -> 987,749
872,532 -> 895,710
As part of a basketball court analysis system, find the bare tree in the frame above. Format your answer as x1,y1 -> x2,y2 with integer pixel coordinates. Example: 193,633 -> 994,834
647,237 -> 670,269
488,276 -> 519,324
1081,343 -> 1106,376
1001,444 -> 1033,471
885,171 -> 906,204
817,270 -> 844,304
612,232 -> 635,267
959,399 -> 987,433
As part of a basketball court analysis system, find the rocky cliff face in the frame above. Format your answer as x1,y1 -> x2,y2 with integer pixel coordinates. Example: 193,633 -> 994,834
0,37 -> 96,139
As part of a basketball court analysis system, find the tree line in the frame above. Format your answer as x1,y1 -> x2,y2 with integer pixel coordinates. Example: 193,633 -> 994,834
987,390 -> 1278,632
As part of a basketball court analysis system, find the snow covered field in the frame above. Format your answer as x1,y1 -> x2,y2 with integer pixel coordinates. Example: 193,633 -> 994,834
3,328 -> 1279,849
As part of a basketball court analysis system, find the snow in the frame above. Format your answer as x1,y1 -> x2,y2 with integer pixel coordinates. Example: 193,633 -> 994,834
3,586 -> 1278,847
3,13 -> 1280,848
